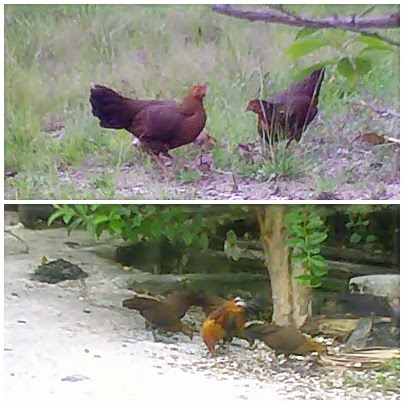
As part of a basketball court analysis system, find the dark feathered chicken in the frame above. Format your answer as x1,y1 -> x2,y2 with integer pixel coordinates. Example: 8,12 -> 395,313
239,321 -> 327,355
246,69 -> 325,146
122,291 -> 200,340
90,84 -> 207,170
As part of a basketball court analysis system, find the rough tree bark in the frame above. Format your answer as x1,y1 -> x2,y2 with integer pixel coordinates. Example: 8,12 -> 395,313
255,205 -> 311,328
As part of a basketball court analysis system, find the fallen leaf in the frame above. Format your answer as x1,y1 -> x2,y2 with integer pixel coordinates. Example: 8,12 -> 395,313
353,132 -> 400,146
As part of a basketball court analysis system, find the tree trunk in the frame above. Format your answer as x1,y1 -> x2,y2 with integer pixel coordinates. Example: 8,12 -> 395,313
255,205 -> 311,327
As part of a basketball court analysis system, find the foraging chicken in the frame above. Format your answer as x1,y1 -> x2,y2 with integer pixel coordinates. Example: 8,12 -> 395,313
246,68 -> 325,146
239,321 -> 327,355
90,84 -> 207,170
122,291 -> 200,340
201,297 -> 252,355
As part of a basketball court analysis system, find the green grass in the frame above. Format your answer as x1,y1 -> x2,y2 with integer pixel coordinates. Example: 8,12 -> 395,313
5,4 -> 400,199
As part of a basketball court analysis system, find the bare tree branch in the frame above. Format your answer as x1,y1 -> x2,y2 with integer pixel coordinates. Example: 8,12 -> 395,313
212,5 -> 400,47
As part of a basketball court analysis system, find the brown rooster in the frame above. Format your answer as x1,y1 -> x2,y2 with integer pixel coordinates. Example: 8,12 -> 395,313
90,84 -> 207,170
201,297 -> 252,355
239,321 -> 327,356
122,291 -> 199,340
246,68 -> 325,146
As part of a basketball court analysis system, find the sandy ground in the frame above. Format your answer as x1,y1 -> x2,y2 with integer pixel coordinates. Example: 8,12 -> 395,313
4,222 -> 283,401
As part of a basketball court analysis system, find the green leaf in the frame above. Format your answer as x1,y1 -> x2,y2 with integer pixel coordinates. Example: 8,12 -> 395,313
353,56 -> 373,75
150,221 -> 162,239
290,224 -> 305,237
67,217 -> 83,233
357,35 -> 394,52
295,27 -> 319,40
308,254 -> 327,267
62,213 -> 74,224
165,223 -> 178,242
291,255 -> 307,265
95,225 -> 104,239
366,235 -> 377,243
92,214 -> 109,225
307,218 -> 324,230
226,230 -> 237,244
310,276 -> 323,288
224,241 -> 242,261
357,6 -> 376,18
293,60 -> 335,82
75,205 -> 88,217
350,233 -> 362,244
306,246 -> 321,255
109,219 -> 123,234
286,37 -> 330,58
47,208 -> 65,226
286,238 -> 306,249
307,232 -> 328,245
337,57 -> 356,80
199,234 -> 209,250
312,265 -> 328,277
183,230 -> 194,246
323,29 -> 349,47
126,228 -> 141,243
295,274 -> 311,281
285,212 -> 299,225
294,274 -> 312,286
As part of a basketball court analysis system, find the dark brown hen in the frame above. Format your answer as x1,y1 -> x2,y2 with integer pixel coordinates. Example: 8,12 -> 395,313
246,69 -> 325,146
90,84 -> 207,170
239,321 -> 327,355
122,291 -> 200,340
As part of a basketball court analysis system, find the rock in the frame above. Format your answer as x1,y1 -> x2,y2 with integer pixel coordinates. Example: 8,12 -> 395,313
18,204 -> 55,229
349,275 -> 400,299
4,231 -> 29,255
344,317 -> 372,352
61,374 -> 90,382
4,211 -> 20,226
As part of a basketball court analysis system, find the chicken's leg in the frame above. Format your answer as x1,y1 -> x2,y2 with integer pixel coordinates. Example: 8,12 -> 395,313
149,153 -> 175,178
159,151 -> 180,172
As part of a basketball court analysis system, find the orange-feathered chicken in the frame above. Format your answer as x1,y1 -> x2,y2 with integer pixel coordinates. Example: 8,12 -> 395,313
239,321 -> 327,355
246,68 -> 325,146
201,297 -> 251,355
90,84 -> 207,170
122,291 -> 199,340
